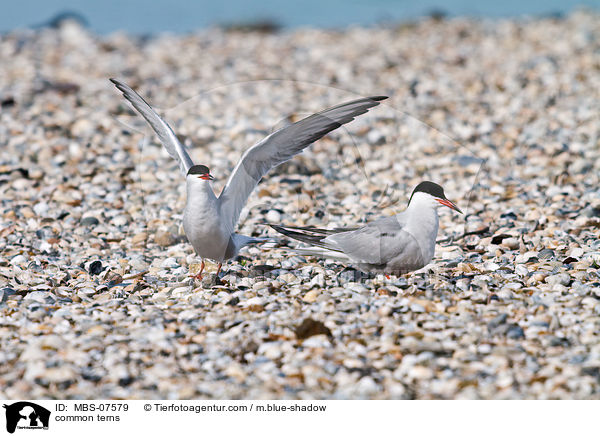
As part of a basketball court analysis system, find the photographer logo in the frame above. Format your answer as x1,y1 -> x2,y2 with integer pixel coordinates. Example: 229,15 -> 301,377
2,402 -> 50,433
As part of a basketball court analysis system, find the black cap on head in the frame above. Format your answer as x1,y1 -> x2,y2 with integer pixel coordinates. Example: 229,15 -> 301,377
408,181 -> 446,205
187,165 -> 210,176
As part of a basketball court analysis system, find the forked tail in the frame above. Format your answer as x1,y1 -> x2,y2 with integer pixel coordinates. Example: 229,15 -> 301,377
235,235 -> 274,249
269,224 -> 337,248
269,224 -> 352,261
269,224 -> 357,251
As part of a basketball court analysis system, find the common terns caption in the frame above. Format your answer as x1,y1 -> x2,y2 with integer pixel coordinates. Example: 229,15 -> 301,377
270,181 -> 462,276
110,78 -> 387,278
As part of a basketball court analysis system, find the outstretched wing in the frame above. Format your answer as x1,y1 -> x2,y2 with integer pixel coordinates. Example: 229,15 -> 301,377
110,78 -> 194,176
218,95 -> 387,233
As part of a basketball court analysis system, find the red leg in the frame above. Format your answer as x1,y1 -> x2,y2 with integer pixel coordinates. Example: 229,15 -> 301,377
216,262 -> 222,278
189,259 -> 205,280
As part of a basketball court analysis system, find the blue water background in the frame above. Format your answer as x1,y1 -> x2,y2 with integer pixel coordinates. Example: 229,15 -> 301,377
2,0 -> 599,34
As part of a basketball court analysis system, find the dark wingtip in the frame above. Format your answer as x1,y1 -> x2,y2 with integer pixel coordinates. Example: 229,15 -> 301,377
109,78 -> 127,93
268,224 -> 296,237
370,96 -> 388,102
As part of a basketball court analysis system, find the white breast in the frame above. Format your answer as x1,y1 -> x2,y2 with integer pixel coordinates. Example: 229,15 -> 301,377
403,195 -> 440,265
182,178 -> 231,262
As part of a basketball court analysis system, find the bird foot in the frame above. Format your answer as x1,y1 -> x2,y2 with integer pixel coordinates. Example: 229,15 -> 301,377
189,260 -> 205,281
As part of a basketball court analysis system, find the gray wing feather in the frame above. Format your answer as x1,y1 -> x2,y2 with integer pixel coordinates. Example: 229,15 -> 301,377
110,78 -> 194,176
218,95 -> 387,232
326,215 -> 414,264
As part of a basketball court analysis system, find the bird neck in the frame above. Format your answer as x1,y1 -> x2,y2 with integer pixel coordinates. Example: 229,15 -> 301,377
404,194 -> 439,263
405,194 -> 439,225
186,178 -> 217,204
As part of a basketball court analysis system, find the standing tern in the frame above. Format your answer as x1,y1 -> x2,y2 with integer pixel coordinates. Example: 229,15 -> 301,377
110,78 -> 387,278
269,181 -> 462,276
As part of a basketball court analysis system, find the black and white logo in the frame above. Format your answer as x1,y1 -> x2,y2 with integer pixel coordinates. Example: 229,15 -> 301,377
3,402 -> 50,434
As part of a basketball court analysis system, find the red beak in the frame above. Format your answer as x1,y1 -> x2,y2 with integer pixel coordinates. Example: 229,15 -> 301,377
436,198 -> 462,213
198,174 -> 215,181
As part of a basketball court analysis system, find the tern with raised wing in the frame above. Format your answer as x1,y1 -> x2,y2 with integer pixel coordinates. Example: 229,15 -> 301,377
270,181 -> 462,276
110,78 -> 387,278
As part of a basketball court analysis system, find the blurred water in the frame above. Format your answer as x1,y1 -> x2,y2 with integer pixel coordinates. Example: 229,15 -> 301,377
2,0 -> 599,34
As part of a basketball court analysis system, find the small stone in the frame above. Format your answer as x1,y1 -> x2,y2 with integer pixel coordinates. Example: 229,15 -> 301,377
491,234 -> 511,245
266,210 -> 282,223
515,264 -> 529,277
483,261 -> 500,272
367,129 -> 386,145
224,363 -> 246,382
71,118 -> 95,136
226,296 -> 240,306
500,237 -> 519,250
295,318 -> 332,340
252,281 -> 271,291
88,260 -> 103,275
568,247 -> 585,258
258,342 -> 283,360
23,291 -> 55,304
488,313 -> 508,330
356,376 -> 380,394
33,202 -> 49,216
545,273 -> 570,286
506,324 -> 525,339
410,303 -> 425,313
408,366 -> 434,380
41,335 -> 66,350
155,230 -> 177,247
581,205 -> 600,218
0,287 -> 16,303
21,207 -> 35,218
302,289 -> 320,303
161,257 -> 179,269
538,249 -> 555,260
302,335 -> 331,348
42,366 -> 77,384
242,296 -> 265,308
132,232 -> 148,244
104,272 -> 123,286
81,216 -> 100,227
111,214 -> 129,226
201,274 -> 220,288
54,287 -> 72,298
78,287 -> 97,297
129,256 -> 148,271
515,252 -> 539,264
377,305 -> 392,317
10,255 -> 27,266
94,293 -> 112,303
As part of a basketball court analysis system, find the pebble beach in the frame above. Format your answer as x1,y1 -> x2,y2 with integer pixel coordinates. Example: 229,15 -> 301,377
1,12 -> 599,399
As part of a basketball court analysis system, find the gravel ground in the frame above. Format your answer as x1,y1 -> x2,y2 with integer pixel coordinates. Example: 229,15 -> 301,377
1,12 -> 599,399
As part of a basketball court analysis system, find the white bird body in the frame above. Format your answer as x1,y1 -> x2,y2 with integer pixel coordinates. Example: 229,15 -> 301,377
182,176 -> 230,262
271,184 -> 461,276
400,192 -> 440,265
111,78 -> 387,276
